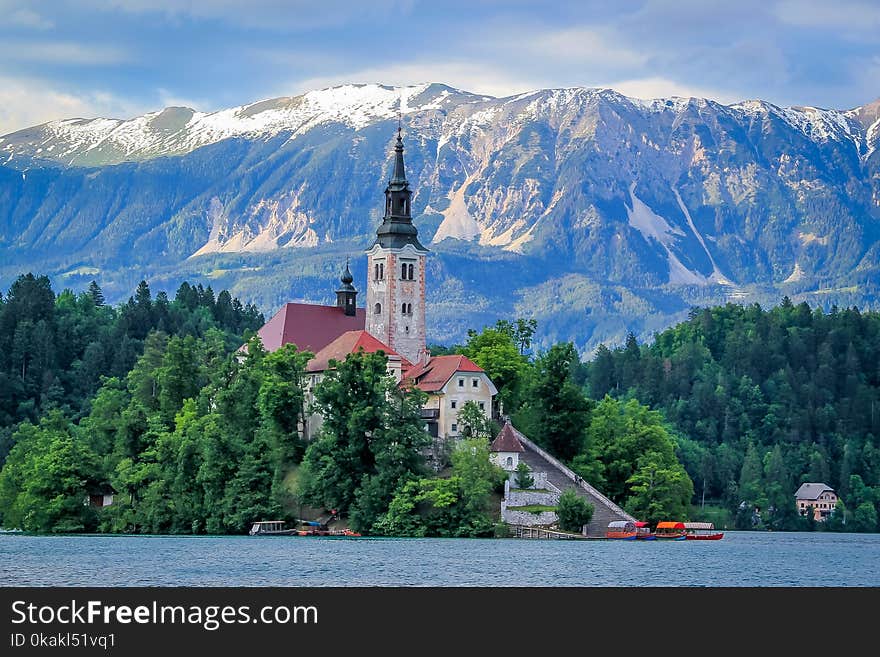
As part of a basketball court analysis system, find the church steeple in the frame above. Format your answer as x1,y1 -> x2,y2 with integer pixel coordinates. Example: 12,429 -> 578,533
365,127 -> 429,366
375,128 -> 426,251
335,258 -> 357,316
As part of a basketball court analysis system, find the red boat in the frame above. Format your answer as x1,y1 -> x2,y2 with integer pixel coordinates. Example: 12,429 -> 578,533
684,522 -> 724,540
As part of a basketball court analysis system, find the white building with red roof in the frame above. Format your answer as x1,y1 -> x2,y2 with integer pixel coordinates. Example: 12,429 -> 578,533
404,355 -> 497,439
251,130 -> 497,444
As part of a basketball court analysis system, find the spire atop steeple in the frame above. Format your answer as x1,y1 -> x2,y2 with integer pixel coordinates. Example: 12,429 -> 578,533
390,125 -> 407,186
374,128 -> 426,251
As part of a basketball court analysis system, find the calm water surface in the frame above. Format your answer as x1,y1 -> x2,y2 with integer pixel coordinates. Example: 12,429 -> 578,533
1,531 -> 878,586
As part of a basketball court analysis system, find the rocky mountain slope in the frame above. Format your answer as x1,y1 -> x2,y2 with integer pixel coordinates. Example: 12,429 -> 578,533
2,83 -> 879,353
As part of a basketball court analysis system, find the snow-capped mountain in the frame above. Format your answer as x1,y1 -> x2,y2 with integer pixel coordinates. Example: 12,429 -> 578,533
0,83 -> 487,166
2,83 -> 879,352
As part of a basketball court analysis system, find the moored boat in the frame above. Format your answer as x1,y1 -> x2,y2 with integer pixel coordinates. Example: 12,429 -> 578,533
606,520 -> 637,539
654,521 -> 687,539
248,520 -> 297,536
635,521 -> 656,540
684,522 -> 724,540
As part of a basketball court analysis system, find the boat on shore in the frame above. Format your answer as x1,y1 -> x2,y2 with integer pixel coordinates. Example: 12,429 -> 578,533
654,521 -> 687,540
605,520 -> 637,539
248,521 -> 297,536
684,522 -> 724,540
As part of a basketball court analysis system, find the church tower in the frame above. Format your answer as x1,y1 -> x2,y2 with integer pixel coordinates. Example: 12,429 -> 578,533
365,128 -> 429,365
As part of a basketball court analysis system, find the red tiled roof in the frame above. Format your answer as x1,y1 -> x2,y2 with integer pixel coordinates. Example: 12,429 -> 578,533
307,330 -> 408,372
490,422 -> 524,453
257,303 -> 365,354
403,354 -> 484,392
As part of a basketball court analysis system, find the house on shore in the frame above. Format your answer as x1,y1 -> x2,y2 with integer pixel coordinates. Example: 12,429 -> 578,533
795,482 -> 839,521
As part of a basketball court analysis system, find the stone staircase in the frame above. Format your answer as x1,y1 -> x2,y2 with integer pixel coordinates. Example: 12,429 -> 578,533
510,425 -> 635,537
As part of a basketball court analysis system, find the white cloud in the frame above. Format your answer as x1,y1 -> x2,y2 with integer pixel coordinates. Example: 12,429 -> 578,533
80,0 -> 412,29
774,0 -> 880,30
289,61 -> 543,99
0,76 -> 146,135
0,41 -> 128,65
605,76 -> 742,104
512,26 -> 649,70
7,7 -> 54,29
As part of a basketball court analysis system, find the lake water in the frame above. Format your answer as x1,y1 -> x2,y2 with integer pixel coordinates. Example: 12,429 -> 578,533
1,531 -> 878,587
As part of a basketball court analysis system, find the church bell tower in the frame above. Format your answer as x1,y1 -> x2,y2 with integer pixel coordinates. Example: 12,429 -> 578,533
365,128 -> 428,365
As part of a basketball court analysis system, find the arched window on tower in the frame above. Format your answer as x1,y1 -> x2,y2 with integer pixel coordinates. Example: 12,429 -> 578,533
401,263 -> 407,279
374,263 -> 379,280
407,303 -> 412,315
379,263 -> 384,279
374,303 -> 382,315
401,302 -> 407,315
408,264 -> 414,280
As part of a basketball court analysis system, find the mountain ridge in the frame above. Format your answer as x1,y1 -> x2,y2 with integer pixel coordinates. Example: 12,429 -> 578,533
2,82 -> 879,354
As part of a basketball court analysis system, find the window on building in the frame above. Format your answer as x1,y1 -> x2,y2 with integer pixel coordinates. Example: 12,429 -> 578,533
401,263 -> 407,279
374,263 -> 379,280
405,326 -> 409,334
451,423 -> 458,433
478,401 -> 485,411
374,303 -> 382,315
506,457 -> 513,468
407,303 -> 412,314
401,302 -> 407,315
408,263 -> 414,280
472,378 -> 479,388
380,263 -> 384,279
458,378 -> 464,388
451,400 -> 457,409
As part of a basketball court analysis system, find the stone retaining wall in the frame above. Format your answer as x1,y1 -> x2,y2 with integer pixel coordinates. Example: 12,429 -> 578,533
506,489 -> 560,507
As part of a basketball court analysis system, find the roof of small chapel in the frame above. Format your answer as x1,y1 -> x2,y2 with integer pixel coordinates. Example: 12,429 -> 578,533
490,422 -> 525,453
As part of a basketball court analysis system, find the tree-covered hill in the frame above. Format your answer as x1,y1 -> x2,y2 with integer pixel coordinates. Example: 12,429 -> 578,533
0,273 -> 263,462
584,299 -> 880,531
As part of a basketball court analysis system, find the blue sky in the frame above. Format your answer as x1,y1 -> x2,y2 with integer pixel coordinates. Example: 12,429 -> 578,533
1,0 -> 878,134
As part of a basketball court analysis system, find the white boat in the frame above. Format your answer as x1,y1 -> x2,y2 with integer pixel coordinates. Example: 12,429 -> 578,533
248,521 -> 296,536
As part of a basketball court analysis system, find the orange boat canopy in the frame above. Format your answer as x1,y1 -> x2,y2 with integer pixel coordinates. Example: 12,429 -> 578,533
656,521 -> 686,530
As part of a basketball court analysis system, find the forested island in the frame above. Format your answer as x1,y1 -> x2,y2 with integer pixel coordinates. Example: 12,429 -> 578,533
0,274 -> 877,535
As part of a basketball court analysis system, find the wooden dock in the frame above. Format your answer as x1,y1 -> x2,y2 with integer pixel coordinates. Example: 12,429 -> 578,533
509,524 -> 601,540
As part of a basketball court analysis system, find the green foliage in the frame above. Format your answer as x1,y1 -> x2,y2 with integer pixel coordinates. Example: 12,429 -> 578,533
514,343 -> 590,461
0,411 -> 100,532
374,438 -> 505,537
457,400 -> 492,439
514,462 -> 534,489
0,274 -> 263,466
298,350 -> 430,533
624,453 -> 693,526
464,321 -> 529,411
556,489 -> 594,532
